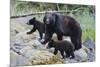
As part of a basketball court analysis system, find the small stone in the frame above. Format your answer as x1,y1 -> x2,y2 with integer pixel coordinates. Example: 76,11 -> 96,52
74,48 -> 88,62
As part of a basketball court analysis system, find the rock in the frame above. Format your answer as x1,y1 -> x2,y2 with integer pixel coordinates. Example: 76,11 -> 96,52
83,37 -> 95,50
11,21 -> 26,34
14,43 -> 27,50
14,31 -> 38,43
19,46 -> 34,57
87,52 -> 95,62
26,40 -> 46,50
11,39 -> 46,56
10,50 -> 29,67
65,58 -> 78,63
19,46 -> 64,65
11,31 -> 40,47
82,45 -> 90,53
82,42 -> 95,62
10,47 -> 21,55
47,48 -> 55,53
74,48 -> 88,62
11,45 -> 64,65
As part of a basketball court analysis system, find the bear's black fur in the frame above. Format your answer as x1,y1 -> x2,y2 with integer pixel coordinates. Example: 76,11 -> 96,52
47,40 -> 75,59
42,13 -> 82,50
26,17 -> 45,40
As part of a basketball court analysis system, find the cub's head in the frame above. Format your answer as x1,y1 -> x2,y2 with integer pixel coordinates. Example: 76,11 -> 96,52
47,40 -> 54,49
26,17 -> 36,25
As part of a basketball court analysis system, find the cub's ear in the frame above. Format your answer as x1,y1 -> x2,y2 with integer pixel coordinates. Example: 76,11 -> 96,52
33,17 -> 36,20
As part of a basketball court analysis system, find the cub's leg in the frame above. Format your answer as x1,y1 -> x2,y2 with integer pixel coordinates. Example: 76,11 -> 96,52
65,51 -> 70,58
60,50 -> 65,59
70,51 -> 75,59
54,48 -> 58,55
27,27 -> 36,34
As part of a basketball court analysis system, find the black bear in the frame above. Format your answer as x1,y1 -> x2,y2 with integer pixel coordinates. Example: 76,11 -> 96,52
47,40 -> 75,59
26,17 -> 45,40
42,13 -> 82,50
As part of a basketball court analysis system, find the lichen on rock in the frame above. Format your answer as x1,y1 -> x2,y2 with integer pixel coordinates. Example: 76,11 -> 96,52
27,50 -> 64,65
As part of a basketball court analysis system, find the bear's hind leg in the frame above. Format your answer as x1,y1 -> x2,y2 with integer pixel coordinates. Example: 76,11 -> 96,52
71,36 -> 82,50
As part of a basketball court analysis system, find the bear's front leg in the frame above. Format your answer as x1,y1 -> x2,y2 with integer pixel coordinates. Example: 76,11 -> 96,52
38,32 -> 43,41
57,34 -> 63,40
27,27 -> 36,34
41,33 -> 53,44
27,31 -> 33,34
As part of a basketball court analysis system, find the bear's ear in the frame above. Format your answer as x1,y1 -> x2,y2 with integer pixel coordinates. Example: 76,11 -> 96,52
33,17 -> 36,20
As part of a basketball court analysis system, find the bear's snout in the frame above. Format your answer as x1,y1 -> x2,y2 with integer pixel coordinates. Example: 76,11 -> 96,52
45,19 -> 50,24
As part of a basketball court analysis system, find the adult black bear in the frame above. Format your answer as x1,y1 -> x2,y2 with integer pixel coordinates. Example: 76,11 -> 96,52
47,40 -> 75,59
42,13 -> 82,50
26,17 -> 45,40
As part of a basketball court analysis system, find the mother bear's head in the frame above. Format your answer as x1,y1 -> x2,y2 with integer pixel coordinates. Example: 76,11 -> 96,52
43,12 -> 58,27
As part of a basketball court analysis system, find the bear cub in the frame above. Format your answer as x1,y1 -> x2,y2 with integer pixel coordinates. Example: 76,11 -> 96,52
26,17 -> 45,40
47,40 -> 75,59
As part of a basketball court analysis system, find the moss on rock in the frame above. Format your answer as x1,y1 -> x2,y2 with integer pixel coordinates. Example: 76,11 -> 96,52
28,50 -> 64,65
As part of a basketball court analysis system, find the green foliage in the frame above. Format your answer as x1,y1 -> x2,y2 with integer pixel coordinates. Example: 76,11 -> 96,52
11,1 -> 95,16
75,14 -> 95,41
